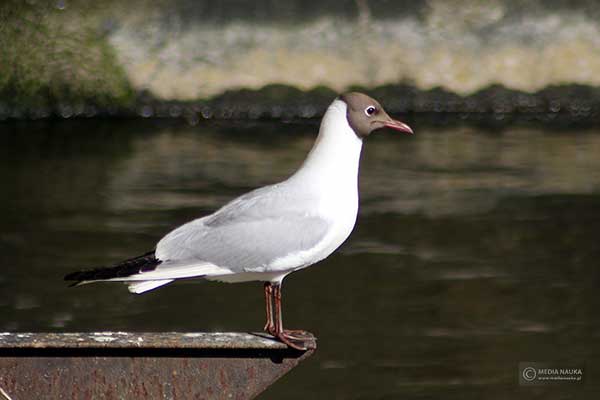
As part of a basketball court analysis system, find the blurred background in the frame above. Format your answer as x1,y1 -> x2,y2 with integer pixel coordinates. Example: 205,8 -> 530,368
1,0 -> 600,399
3,0 -> 600,119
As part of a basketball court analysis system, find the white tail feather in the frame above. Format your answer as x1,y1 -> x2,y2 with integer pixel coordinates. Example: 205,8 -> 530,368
100,262 -> 236,294
139,262 -> 232,280
104,262 -> 233,282
127,280 -> 174,294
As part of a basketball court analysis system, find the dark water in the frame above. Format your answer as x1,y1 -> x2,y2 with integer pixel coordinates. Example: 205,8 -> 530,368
2,119 -> 600,399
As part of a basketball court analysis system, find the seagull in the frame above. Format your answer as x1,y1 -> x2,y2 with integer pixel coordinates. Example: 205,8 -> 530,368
64,92 -> 413,350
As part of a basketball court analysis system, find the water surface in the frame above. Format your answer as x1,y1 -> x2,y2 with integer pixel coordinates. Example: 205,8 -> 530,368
1,119 -> 600,399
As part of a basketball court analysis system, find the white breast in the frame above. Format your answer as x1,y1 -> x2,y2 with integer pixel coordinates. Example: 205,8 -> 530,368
267,99 -> 363,275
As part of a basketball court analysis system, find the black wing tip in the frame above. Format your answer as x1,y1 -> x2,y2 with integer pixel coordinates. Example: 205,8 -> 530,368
64,271 -> 83,281
64,270 -> 88,286
63,250 -> 160,285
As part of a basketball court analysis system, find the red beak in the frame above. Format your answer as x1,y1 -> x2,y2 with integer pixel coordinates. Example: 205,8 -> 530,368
384,119 -> 414,135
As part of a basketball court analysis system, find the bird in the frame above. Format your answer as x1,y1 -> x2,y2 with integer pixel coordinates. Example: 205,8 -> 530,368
64,92 -> 413,350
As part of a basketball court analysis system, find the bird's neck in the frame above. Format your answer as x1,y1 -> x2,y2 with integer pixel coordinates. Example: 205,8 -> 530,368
289,99 -> 363,191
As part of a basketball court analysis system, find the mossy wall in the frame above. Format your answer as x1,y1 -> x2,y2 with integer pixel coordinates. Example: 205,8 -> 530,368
0,0 -> 133,117
1,0 -> 600,119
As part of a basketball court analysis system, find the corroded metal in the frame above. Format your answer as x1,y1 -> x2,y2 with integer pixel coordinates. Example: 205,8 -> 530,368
0,332 -> 316,400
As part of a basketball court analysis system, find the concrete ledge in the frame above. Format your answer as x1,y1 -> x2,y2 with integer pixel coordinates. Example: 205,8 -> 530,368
0,332 -> 316,400
0,331 -> 305,350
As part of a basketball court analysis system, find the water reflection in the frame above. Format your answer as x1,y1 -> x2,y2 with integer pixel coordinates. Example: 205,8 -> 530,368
1,120 -> 599,398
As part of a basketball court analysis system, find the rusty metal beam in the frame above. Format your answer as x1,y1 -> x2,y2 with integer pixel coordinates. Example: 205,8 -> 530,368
0,332 -> 316,400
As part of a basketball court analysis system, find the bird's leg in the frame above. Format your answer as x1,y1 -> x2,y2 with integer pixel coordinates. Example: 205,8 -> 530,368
272,282 -> 314,350
263,282 -> 276,335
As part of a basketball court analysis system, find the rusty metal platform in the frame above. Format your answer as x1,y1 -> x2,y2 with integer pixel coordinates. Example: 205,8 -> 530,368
0,332 -> 316,400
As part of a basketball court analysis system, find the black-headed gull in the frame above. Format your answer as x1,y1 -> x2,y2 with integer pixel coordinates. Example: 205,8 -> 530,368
65,92 -> 413,350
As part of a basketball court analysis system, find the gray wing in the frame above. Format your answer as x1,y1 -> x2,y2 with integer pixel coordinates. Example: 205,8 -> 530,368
155,184 -> 331,272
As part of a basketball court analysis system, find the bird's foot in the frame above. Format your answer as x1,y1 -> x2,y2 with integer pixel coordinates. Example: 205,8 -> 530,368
264,321 -> 276,336
276,330 -> 316,350
280,329 -> 313,339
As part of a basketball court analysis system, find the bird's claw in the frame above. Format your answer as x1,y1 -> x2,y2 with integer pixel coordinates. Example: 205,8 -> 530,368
276,330 -> 315,350
264,322 -> 276,336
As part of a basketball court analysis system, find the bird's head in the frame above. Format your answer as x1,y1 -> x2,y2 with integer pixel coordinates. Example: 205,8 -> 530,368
340,92 -> 413,138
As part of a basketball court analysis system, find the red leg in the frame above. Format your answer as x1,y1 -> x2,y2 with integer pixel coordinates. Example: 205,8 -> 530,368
272,282 -> 313,350
263,282 -> 275,335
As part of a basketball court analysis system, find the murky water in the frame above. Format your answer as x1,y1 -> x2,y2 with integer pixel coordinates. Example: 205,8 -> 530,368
1,119 -> 600,398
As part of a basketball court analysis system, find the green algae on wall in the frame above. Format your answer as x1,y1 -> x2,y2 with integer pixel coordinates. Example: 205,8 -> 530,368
0,1 -> 134,117
2,0 -> 600,121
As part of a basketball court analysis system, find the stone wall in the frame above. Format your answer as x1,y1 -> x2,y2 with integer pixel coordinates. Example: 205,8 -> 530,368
1,0 -> 600,120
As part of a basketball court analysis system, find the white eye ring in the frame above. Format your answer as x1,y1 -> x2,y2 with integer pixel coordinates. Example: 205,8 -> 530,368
365,106 -> 377,116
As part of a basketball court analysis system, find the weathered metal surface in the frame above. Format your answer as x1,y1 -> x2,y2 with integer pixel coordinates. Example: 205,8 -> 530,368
0,332 -> 316,400
0,332 -> 316,350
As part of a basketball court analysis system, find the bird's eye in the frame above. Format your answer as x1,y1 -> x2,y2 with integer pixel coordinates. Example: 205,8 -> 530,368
365,106 -> 377,116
